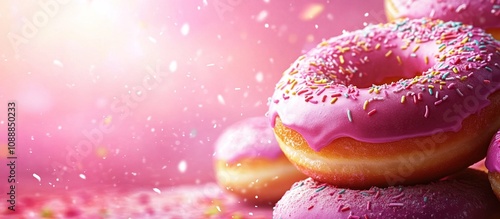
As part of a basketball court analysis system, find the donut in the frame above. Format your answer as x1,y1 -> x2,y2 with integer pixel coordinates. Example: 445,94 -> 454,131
385,0 -> 500,39
273,169 -> 500,219
486,129 -> 500,200
213,117 -> 306,204
268,18 -> 500,188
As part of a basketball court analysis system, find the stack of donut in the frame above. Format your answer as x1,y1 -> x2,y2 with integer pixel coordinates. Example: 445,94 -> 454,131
268,8 -> 500,218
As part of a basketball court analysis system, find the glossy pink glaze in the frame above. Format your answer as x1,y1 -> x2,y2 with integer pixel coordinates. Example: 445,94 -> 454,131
388,0 -> 500,29
486,130 -> 500,172
274,170 -> 499,219
268,18 -> 500,151
214,117 -> 283,163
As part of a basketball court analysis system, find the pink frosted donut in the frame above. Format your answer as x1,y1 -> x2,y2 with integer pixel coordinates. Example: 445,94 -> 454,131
385,0 -> 500,39
485,129 -> 500,200
268,18 -> 500,188
274,169 -> 500,219
213,117 -> 305,204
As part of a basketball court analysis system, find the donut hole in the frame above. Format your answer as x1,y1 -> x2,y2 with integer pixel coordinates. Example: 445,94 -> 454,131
311,33 -> 436,88
333,48 -> 431,88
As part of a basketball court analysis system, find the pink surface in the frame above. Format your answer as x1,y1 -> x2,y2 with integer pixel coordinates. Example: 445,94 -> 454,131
0,0 -> 387,215
0,183 -> 273,218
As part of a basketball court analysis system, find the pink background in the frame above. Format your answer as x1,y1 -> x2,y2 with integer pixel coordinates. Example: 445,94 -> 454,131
0,0 -> 385,194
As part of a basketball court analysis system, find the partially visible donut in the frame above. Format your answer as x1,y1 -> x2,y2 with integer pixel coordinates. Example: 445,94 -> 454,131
274,169 -> 500,219
385,0 -> 500,39
268,18 -> 500,188
486,129 -> 500,200
213,117 -> 306,204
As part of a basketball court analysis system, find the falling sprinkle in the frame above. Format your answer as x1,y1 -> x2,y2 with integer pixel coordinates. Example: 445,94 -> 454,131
255,72 -> 264,82
103,115 -> 113,125
180,23 -> 190,36
256,10 -> 268,22
153,188 -> 161,194
300,3 -> 324,20
169,60 -> 178,73
217,94 -> 226,105
79,174 -> 86,180
33,173 -> 41,182
53,59 -> 64,67
178,160 -> 187,173
148,36 -> 157,44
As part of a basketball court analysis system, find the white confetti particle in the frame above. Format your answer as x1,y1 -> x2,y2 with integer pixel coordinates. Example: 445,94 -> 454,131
53,59 -> 63,67
256,10 -> 268,22
217,94 -> 226,105
79,174 -> 86,179
148,36 -> 157,44
169,61 -> 178,73
153,188 -> 161,194
178,160 -> 187,173
33,173 -> 41,182
256,72 -> 264,82
181,23 -> 190,36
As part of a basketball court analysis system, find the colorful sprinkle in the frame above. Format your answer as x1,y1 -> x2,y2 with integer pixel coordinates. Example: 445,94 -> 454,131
347,109 -> 353,122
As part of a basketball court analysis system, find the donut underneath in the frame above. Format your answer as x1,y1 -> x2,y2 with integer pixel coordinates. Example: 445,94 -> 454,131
384,0 -> 500,40
213,117 -> 306,204
215,156 -> 306,204
486,129 -> 500,201
274,169 -> 500,219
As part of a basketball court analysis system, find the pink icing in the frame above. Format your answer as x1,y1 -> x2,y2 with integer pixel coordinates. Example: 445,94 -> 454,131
214,117 -> 283,163
274,170 -> 499,219
268,18 -> 500,151
486,130 -> 500,172
388,0 -> 500,29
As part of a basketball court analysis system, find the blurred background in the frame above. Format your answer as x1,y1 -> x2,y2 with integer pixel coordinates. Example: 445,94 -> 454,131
0,0 -> 385,194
